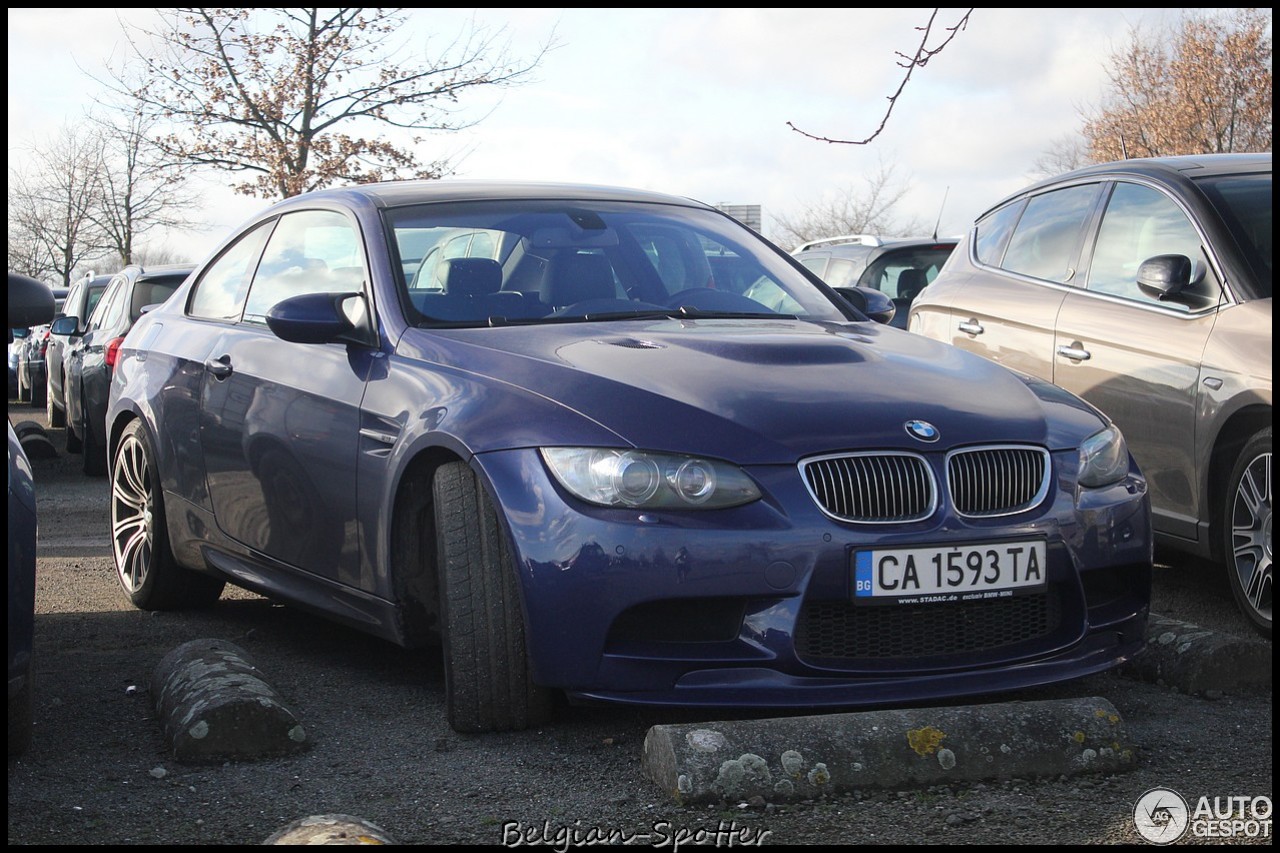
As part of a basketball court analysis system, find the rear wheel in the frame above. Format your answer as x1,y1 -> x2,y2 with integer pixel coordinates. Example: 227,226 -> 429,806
433,461 -> 553,733
111,419 -> 224,610
82,409 -> 107,476
1224,427 -> 1272,639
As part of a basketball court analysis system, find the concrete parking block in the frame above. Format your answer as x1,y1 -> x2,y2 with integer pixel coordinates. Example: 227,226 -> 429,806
264,814 -> 396,845
1120,614 -> 1272,695
642,696 -> 1135,804
152,638 -> 309,762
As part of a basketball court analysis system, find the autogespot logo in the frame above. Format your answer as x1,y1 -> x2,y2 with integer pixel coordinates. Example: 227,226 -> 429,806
904,420 -> 939,443
1134,787 -> 1190,844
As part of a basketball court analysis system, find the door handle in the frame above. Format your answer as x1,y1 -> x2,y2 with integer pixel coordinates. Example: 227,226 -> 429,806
205,354 -> 233,379
958,319 -> 984,336
1056,344 -> 1091,362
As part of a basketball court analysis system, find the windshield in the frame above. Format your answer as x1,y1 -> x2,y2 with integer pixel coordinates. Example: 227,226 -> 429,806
1196,171 -> 1272,299
384,200 -> 850,326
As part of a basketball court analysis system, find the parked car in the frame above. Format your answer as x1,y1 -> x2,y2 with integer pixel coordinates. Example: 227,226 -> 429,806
46,273 -> 112,428
106,180 -> 1153,733
59,264 -> 191,475
792,235 -> 957,329
9,326 -> 31,400
9,272 -> 55,756
16,286 -> 70,409
910,153 -> 1272,637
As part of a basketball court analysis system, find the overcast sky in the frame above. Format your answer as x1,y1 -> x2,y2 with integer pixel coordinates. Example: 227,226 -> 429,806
7,7 -> 1222,263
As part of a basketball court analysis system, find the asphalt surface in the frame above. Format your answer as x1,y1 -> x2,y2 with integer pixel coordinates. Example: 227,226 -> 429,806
7,397 -> 1273,845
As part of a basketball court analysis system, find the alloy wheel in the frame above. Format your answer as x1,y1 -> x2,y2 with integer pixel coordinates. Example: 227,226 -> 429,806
111,433 -> 154,594
1230,450 -> 1272,626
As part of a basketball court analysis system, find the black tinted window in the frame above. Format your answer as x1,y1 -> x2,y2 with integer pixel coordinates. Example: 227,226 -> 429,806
1197,171 -> 1272,297
1001,185 -> 1099,282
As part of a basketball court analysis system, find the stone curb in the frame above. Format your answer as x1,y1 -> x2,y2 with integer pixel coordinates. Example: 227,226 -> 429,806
264,814 -> 396,845
151,638 -> 308,763
642,696 -> 1134,805
1120,614 -> 1272,696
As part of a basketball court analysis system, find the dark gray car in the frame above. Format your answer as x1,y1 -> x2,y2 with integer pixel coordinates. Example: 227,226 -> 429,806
911,153 -> 1272,637
59,265 -> 192,475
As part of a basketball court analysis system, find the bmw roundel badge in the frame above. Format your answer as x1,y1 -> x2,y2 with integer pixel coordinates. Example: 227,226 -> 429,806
905,420 -> 940,442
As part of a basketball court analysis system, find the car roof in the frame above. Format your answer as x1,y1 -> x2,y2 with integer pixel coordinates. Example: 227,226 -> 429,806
116,264 -> 197,284
982,152 -> 1272,219
261,179 -> 715,213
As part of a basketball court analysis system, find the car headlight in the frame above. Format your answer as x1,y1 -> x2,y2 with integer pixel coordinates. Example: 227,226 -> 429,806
1078,426 -> 1129,488
541,448 -> 761,509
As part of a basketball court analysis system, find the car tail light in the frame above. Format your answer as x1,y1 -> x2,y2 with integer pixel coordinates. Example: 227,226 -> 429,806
39,329 -> 50,357
105,336 -> 126,371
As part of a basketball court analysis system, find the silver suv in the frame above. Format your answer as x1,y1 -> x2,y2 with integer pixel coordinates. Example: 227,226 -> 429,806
911,153 -> 1272,637
793,234 -> 957,328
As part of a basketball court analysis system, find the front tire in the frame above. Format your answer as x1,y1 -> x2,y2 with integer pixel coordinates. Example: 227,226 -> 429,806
47,375 -> 65,427
1224,427 -> 1272,639
111,419 -> 224,610
433,461 -> 553,733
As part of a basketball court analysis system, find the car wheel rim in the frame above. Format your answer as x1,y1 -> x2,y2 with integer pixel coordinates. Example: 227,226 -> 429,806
1230,450 -> 1272,624
111,434 -> 154,594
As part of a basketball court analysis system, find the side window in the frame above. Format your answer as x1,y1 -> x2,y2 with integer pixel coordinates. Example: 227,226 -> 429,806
243,210 -> 365,321
62,283 -> 83,321
188,221 -> 275,322
824,258 -> 857,287
89,278 -> 126,333
85,287 -> 107,322
1000,184 -> 1099,282
1086,182 -> 1218,308
973,201 -> 1023,267
798,255 -> 829,277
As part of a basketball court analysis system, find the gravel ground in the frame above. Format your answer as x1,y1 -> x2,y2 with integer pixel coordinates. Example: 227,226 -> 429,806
6,400 -> 1273,846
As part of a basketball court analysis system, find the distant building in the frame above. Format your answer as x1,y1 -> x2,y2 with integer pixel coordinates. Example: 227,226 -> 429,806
715,203 -> 762,233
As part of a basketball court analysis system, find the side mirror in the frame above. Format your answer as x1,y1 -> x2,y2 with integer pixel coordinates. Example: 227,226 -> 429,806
1136,254 -> 1214,309
265,292 -> 365,345
834,286 -> 897,326
1136,254 -> 1193,300
50,315 -> 80,336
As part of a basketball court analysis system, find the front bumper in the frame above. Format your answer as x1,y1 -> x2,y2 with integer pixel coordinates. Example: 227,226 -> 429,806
475,448 -> 1152,709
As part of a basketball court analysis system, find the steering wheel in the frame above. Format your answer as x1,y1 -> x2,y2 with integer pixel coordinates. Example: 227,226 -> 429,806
664,288 -> 773,313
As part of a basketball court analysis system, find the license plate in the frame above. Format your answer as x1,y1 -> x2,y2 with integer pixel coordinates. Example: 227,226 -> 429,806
853,540 -> 1047,604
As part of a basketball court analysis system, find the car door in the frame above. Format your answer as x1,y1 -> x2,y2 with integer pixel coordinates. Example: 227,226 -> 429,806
1052,180 -> 1222,540
944,184 -> 1101,382
198,208 -> 374,585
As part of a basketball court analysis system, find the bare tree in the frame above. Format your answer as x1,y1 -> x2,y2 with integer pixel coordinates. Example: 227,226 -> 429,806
1082,8 -> 1272,160
109,8 -> 551,199
89,109 -> 201,267
1030,134 -> 1093,180
788,8 -> 973,146
771,163 -> 928,250
8,125 -> 112,287
129,244 -> 195,268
